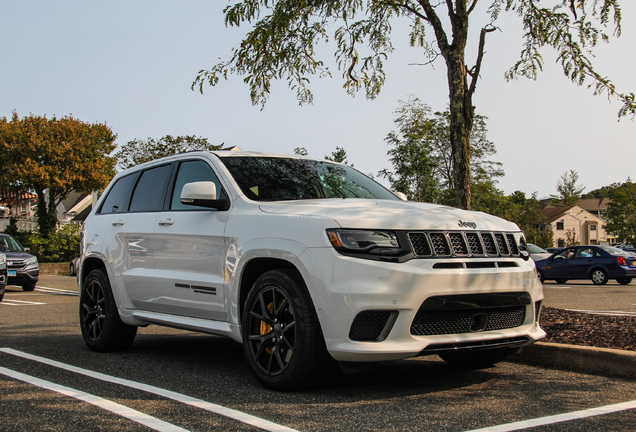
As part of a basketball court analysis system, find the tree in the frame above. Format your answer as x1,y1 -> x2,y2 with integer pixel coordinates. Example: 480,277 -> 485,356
0,112 -> 117,236
604,181 -> 636,247
115,135 -> 222,170
324,146 -> 353,166
194,1 -> 634,210
379,96 -> 502,204
550,170 -> 585,206
582,177 -> 632,199
507,190 -> 553,248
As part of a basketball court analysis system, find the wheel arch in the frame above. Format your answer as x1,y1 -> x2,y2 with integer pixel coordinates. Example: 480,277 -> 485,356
79,256 -> 107,290
237,257 -> 301,324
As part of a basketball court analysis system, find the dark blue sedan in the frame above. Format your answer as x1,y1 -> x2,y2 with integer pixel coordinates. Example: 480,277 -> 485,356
535,245 -> 636,285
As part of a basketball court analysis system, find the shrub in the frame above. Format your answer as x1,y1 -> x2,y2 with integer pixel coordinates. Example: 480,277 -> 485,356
8,224 -> 80,263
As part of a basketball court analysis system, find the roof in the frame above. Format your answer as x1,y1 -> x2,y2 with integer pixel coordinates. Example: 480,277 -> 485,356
543,205 -> 576,223
577,198 -> 611,211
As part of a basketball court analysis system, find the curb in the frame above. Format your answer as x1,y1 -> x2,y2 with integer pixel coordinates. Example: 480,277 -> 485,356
509,342 -> 636,379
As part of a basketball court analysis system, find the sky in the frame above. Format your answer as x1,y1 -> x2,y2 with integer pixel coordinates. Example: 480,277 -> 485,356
1,1 -> 634,200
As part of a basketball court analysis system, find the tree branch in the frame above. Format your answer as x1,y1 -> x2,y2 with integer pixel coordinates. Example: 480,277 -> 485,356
468,25 -> 496,97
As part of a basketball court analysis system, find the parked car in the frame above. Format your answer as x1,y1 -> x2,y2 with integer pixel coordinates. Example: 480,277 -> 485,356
0,253 -> 6,302
527,243 -> 551,261
0,233 -> 39,291
545,247 -> 564,254
535,245 -> 636,285
69,256 -> 80,276
79,151 -> 545,390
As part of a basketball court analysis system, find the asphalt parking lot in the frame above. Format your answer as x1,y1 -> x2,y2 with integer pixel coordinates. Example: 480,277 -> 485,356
1,276 -> 636,431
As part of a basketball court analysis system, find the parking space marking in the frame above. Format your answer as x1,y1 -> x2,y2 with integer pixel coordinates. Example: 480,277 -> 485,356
0,366 -> 189,432
565,308 -> 636,317
0,299 -> 46,306
35,286 -> 78,296
465,399 -> 636,431
0,348 -> 298,432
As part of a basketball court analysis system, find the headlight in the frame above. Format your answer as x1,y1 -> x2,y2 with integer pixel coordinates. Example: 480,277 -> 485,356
327,230 -> 400,252
0,254 -> 5,264
24,256 -> 38,266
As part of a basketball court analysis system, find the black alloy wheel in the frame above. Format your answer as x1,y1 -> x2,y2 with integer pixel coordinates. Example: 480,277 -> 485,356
242,269 -> 331,391
80,269 -> 137,352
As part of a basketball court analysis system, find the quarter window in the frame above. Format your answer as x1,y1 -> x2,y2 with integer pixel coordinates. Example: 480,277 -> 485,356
129,165 -> 172,212
98,174 -> 136,214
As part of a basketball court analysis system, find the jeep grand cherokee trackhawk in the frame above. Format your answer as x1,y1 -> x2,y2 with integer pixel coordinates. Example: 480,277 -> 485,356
79,151 -> 545,390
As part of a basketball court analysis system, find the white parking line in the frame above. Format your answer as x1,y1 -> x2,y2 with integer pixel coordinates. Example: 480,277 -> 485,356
0,348 -> 298,432
0,299 -> 46,306
465,400 -> 636,431
35,286 -> 78,296
565,308 -> 636,317
0,366 -> 189,432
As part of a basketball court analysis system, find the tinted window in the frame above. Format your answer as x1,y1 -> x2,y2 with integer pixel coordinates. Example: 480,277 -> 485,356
0,235 -> 24,253
170,160 -> 224,210
219,156 -> 397,201
99,174 -> 136,214
129,165 -> 172,212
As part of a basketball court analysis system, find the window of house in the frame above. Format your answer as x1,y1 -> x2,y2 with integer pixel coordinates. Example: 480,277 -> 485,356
556,221 -> 564,230
590,224 -> 597,230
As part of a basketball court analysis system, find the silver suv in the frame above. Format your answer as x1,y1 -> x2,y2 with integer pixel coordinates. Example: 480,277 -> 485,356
79,151 -> 545,390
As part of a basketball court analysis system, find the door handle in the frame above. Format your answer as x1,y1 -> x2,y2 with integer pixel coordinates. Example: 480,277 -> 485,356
111,219 -> 125,226
158,218 -> 174,226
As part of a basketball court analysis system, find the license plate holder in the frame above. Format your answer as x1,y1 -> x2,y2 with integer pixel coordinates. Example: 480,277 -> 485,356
8,270 -> 16,277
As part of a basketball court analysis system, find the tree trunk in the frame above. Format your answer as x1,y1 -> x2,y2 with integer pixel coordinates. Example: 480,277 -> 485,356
444,50 -> 473,210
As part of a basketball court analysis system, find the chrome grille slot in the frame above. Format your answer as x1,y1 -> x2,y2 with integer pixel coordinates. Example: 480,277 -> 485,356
449,233 -> 469,256
429,232 -> 451,256
506,234 -> 519,255
495,233 -> 510,256
407,232 -> 432,257
481,233 -> 497,255
465,232 -> 483,255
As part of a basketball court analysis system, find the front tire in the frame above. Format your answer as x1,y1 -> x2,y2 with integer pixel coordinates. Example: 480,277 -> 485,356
590,269 -> 608,285
439,348 -> 510,369
242,269 -> 331,391
80,269 -> 137,352
617,277 -> 632,285
555,278 -> 568,284
22,283 -> 36,292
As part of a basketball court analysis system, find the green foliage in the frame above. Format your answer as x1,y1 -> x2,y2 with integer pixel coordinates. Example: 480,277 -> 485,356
115,135 -> 222,170
379,96 -> 503,204
195,0 -> 633,209
604,181 -> 636,247
564,228 -> 580,247
582,178 -> 631,198
324,146 -> 353,166
0,112 -> 117,237
12,224 -> 80,263
550,170 -> 585,206
293,147 -> 309,156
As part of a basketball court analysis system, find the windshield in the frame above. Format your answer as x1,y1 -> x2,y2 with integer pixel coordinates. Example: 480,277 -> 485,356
0,235 -> 24,253
528,244 -> 548,254
219,156 -> 398,201
599,246 -> 631,255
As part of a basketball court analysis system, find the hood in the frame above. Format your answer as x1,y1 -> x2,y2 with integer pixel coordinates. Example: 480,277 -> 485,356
4,251 -> 35,261
258,199 -> 520,232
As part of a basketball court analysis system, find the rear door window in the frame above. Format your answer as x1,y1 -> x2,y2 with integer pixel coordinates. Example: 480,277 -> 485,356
129,164 -> 172,212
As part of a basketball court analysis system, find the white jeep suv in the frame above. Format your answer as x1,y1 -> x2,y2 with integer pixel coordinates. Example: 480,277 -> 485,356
79,151 -> 545,390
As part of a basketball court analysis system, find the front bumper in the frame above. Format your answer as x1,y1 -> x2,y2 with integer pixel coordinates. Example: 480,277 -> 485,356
7,264 -> 39,286
307,248 -> 546,362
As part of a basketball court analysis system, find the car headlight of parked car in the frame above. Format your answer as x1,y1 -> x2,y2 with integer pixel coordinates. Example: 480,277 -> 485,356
24,256 -> 38,266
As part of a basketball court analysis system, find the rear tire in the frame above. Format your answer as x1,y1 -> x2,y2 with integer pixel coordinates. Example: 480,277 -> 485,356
537,269 -> 545,284
439,348 -> 510,369
80,269 -> 137,352
242,269 -> 332,391
590,269 -> 608,285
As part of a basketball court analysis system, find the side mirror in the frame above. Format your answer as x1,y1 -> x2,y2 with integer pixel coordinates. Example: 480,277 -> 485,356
24,247 -> 31,253
394,191 -> 408,201
180,182 -> 229,210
